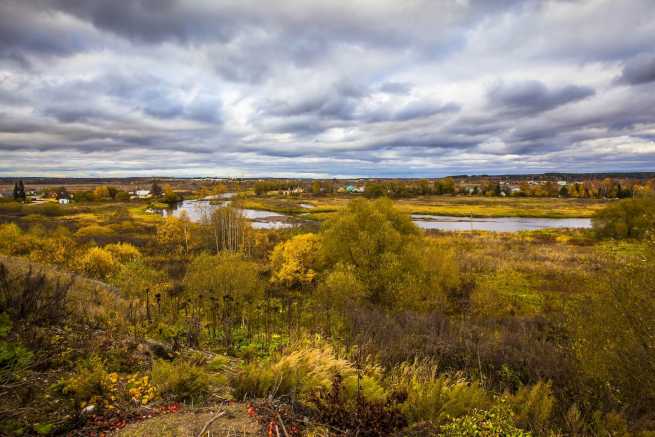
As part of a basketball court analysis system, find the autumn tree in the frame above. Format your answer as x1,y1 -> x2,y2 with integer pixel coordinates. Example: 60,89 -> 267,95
163,185 -> 181,204
156,211 -> 196,255
270,233 -> 321,338
315,263 -> 365,337
204,205 -> 252,254
320,198 -> 420,306
592,197 -> 655,240
93,185 -> 110,200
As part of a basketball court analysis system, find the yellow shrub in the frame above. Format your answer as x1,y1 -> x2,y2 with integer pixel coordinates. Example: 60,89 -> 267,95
0,223 -> 38,256
58,356 -> 116,409
79,247 -> 117,279
232,344 -> 387,404
105,242 -> 141,263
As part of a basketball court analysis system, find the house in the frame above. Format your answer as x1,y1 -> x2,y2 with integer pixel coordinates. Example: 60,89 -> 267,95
345,185 -> 365,193
135,189 -> 151,199
58,198 -> 70,205
282,187 -> 304,196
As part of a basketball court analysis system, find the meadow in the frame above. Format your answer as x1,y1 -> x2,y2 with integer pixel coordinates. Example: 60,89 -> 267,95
238,194 -> 609,220
0,189 -> 653,436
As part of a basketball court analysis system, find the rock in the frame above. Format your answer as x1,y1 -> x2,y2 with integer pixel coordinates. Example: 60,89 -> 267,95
138,339 -> 175,361
81,405 -> 96,416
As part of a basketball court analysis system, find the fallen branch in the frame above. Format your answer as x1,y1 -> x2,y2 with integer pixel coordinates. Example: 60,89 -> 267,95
196,410 -> 226,437
277,414 -> 290,437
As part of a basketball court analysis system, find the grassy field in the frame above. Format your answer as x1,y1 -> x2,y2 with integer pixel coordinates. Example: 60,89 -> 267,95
239,194 -> 608,219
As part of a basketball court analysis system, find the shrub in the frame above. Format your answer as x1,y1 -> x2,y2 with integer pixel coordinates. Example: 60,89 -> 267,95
104,242 -> 142,263
391,359 -> 490,426
508,380 -> 554,435
57,356 -> 114,409
592,197 -> 655,240
231,344 -> 387,404
150,359 -> 219,402
570,259 -> 655,417
440,403 -> 532,437
79,247 -> 117,279
0,313 -> 32,381
0,223 -> 30,255
0,263 -> 71,332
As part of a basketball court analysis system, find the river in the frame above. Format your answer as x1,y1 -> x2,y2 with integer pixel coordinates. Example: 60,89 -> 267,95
160,199 -> 592,232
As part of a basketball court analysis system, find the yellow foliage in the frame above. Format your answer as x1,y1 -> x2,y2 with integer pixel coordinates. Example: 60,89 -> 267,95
79,247 -> 117,279
156,216 -> 192,254
232,343 -> 387,404
270,233 -> 321,289
93,185 -> 110,200
105,242 -> 142,263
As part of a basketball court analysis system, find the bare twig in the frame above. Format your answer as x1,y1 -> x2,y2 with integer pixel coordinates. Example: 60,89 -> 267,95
277,414 -> 290,437
196,410 -> 226,437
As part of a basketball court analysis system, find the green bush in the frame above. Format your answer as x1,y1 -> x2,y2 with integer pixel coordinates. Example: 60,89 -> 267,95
0,313 -> 32,381
592,197 -> 655,239
57,356 -> 112,408
508,380 -> 554,435
391,360 -> 490,426
440,403 -> 532,437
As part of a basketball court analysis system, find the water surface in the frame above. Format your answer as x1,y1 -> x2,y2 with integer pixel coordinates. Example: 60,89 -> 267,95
161,200 -> 293,229
411,214 -> 591,232
160,200 -> 592,232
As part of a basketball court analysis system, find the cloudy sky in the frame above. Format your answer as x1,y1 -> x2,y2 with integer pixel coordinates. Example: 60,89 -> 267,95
1,0 -> 655,177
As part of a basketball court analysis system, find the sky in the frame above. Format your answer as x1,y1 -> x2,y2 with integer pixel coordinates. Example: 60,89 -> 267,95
1,0 -> 655,178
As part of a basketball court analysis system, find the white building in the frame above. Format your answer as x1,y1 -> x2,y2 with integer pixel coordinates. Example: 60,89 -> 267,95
135,190 -> 151,199
58,198 -> 70,205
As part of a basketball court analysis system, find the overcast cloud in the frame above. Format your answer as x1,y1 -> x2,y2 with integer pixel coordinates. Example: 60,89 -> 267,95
1,0 -> 655,177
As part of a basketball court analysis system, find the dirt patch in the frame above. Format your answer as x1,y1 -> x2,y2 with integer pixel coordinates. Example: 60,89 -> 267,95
113,402 -> 259,437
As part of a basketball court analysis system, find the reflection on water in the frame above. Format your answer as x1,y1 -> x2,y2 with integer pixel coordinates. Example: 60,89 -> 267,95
161,200 -> 294,229
159,199 -> 592,232
411,214 -> 592,232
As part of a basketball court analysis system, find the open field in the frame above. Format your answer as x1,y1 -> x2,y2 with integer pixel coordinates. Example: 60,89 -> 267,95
239,194 -> 608,219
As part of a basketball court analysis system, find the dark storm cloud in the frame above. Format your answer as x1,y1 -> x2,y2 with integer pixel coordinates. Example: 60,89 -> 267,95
43,0 -> 238,44
0,1 -> 97,67
617,53 -> 655,85
487,80 -> 595,115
